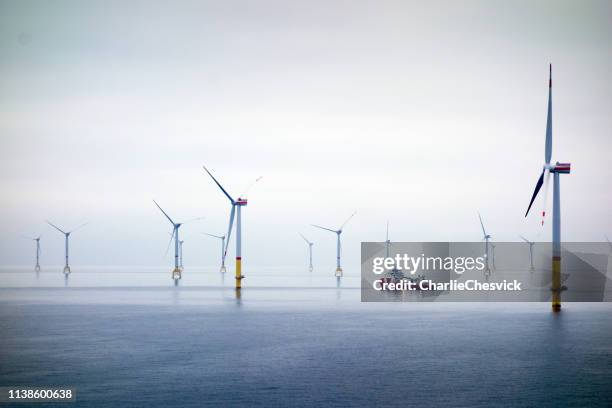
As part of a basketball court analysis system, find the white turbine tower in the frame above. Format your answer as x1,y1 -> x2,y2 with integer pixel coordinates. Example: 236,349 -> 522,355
524,65 -> 571,312
312,212 -> 356,277
385,221 -> 391,258
299,233 -> 314,272
477,212 -> 492,274
34,237 -> 41,273
179,240 -> 184,269
154,200 -> 201,285
46,221 -> 88,275
203,165 -> 262,290
203,233 -> 226,273
520,235 -> 536,270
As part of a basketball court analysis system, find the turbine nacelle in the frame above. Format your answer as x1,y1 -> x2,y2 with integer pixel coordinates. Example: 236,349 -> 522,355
551,162 -> 571,174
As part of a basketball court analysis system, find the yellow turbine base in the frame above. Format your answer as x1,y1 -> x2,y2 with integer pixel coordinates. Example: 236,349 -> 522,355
552,258 -> 561,312
235,258 -> 243,289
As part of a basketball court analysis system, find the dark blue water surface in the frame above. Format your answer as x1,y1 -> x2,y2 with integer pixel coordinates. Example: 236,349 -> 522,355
1,287 -> 611,407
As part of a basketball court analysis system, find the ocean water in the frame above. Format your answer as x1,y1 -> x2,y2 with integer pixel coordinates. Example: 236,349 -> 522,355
1,268 -> 611,407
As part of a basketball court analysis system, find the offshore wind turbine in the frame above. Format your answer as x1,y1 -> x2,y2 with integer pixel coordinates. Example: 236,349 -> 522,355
312,212 -> 356,277
33,236 -> 41,272
203,165 -> 262,290
299,233 -> 314,272
383,221 -> 403,279
23,235 -> 42,272
520,235 -> 536,270
524,64 -> 571,312
203,232 -> 226,273
477,212 -> 492,274
46,221 -> 88,275
154,200 -> 201,285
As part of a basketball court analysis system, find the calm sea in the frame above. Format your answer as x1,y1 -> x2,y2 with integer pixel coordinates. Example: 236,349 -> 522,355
1,267 -> 611,407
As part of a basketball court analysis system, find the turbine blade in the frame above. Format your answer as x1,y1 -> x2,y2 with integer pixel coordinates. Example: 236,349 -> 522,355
203,165 -> 234,203
299,232 -> 310,244
340,212 -> 357,230
153,200 -> 175,225
519,235 -> 530,243
182,217 -> 204,224
223,205 -> 236,258
46,221 -> 66,234
540,170 -> 551,225
69,222 -> 89,233
477,212 -> 487,237
311,224 -> 337,233
524,170 -> 545,217
545,64 -> 552,164
164,228 -> 176,257
202,232 -> 223,239
240,176 -> 263,198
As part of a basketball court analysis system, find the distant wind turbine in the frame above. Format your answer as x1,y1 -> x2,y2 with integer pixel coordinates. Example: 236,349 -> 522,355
154,200 -> 201,285
477,212 -> 492,274
299,233 -> 314,272
312,212 -> 356,277
524,65 -> 571,312
520,235 -> 536,270
23,235 -> 41,272
46,221 -> 88,275
203,165 -> 262,290
203,232 -> 226,273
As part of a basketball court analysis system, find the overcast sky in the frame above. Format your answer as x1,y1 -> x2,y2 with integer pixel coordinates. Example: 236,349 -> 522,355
1,0 -> 610,269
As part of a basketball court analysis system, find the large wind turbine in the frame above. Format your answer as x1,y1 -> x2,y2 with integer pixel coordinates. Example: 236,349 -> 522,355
312,212 -> 356,277
46,221 -> 88,275
203,166 -> 261,290
477,212 -> 492,274
154,200 -> 200,285
299,233 -> 314,272
520,235 -> 536,270
524,65 -> 571,312
203,232 -> 226,273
